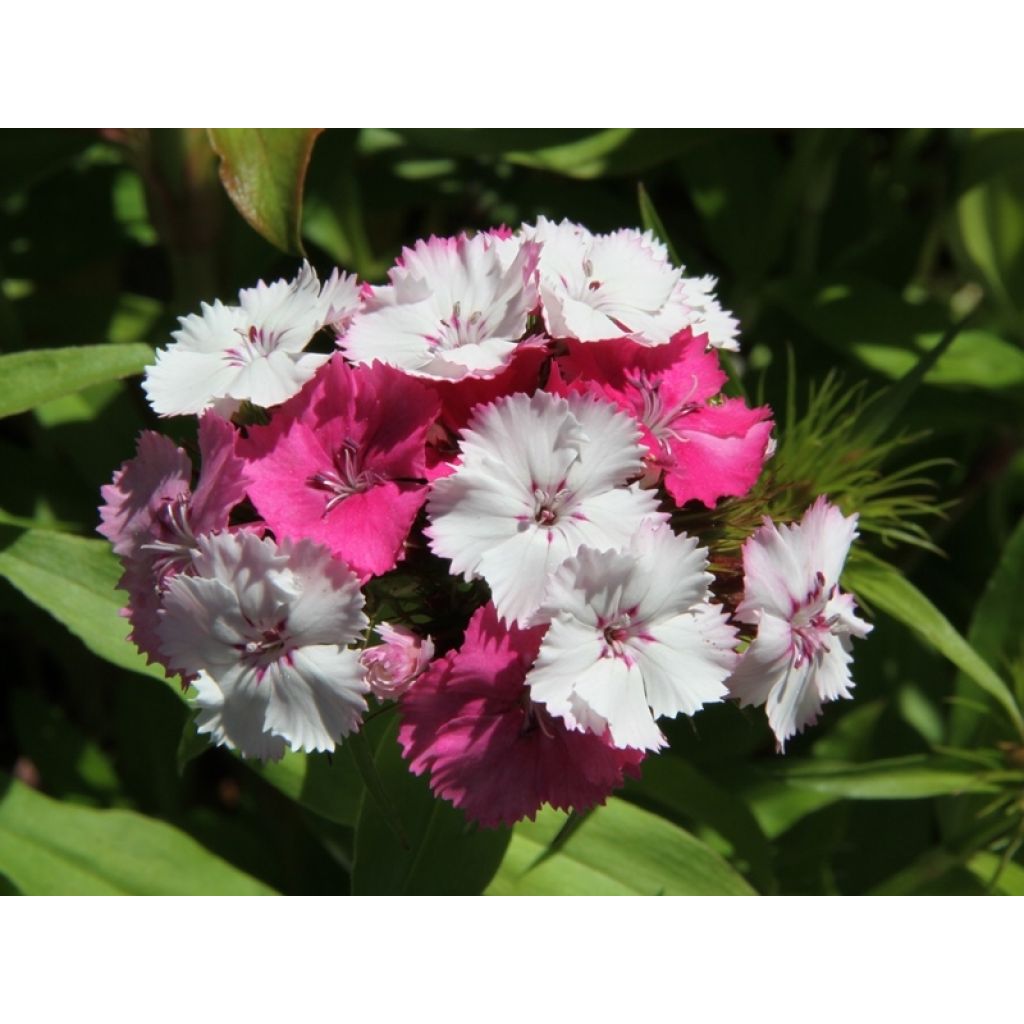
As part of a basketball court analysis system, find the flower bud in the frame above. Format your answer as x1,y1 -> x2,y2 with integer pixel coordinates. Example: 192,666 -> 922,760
361,623 -> 434,699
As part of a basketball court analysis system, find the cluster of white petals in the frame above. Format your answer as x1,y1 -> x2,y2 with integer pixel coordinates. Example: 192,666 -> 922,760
342,233 -> 540,380
157,532 -> 369,760
144,261 -> 359,417
426,390 -> 664,625
522,216 -> 740,349
527,522 -> 738,751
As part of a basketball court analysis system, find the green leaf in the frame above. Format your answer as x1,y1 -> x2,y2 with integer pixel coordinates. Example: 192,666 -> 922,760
623,754 -> 775,893
351,719 -> 510,895
0,343 -> 153,419
207,128 -> 323,254
967,850 -> 1024,895
771,277 -> 1024,392
0,528 -> 169,685
956,129 -> 1024,329
253,748 -> 366,828
637,182 -> 681,265
0,775 -> 275,895
486,799 -> 756,896
777,756 -> 1005,799
951,515 -> 1024,745
844,552 -> 1024,735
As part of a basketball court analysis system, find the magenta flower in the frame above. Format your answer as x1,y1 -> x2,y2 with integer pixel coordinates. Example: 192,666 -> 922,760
727,497 -> 873,749
243,357 -> 440,582
556,331 -> 773,508
398,603 -> 644,828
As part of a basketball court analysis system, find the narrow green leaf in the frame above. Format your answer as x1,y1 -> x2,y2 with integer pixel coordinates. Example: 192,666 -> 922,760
0,528 -> 170,685
844,552 -> 1024,736
208,128 -> 323,254
486,800 -> 756,896
0,775 -> 275,895
951,515 -> 1024,745
777,756 -> 1005,799
967,850 -> 1024,895
637,182 -> 681,265
351,719 -> 510,895
0,343 -> 153,419
855,307 -> 977,444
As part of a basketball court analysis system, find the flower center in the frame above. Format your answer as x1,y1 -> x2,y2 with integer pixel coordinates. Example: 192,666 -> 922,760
598,608 -> 651,666
236,620 -> 290,679
223,324 -> 282,367
628,371 -> 701,450
141,492 -> 198,576
428,300 -> 489,351
790,613 -> 834,667
308,439 -> 384,514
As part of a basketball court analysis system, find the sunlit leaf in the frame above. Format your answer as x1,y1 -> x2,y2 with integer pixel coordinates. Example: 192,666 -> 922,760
0,343 -> 153,419
486,800 -> 756,896
844,552 -> 1024,735
0,775 -> 276,895
208,128 -> 323,254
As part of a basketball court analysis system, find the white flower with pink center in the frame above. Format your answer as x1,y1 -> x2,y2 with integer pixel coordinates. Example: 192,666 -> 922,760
525,522 -> 738,752
341,232 -> 540,380
144,261 -> 360,417
426,390 -> 664,626
727,497 -> 873,749
157,532 -> 369,760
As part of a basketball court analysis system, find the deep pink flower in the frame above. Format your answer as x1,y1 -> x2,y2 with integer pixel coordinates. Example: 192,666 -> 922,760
555,331 -> 773,508
398,603 -> 644,828
243,356 -> 440,582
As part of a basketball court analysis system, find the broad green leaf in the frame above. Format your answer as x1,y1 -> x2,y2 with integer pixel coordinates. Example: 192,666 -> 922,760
0,343 -> 153,419
208,128 -> 323,254
771,277 -> 1024,391
0,528 -> 169,684
777,756 -> 1005,800
623,755 -> 775,893
0,775 -> 275,895
844,552 -> 1024,735
486,800 -> 756,896
950,515 -> 1024,745
351,719 -> 510,895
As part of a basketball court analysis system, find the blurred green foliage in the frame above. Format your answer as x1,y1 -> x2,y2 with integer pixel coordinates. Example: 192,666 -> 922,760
1,128 -> 1022,895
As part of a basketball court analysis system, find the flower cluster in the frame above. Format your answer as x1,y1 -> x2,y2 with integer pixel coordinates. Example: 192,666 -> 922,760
100,219 -> 871,827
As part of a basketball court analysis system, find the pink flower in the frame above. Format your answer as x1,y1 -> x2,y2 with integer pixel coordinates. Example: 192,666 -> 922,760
727,497 -> 873,750
243,356 -> 440,582
98,414 -> 250,672
398,604 -> 643,828
360,623 -> 435,699
555,331 -> 773,508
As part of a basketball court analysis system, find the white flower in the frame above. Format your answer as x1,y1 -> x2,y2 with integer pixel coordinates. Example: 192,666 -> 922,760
341,232 -> 540,380
525,522 -> 738,751
727,497 -> 873,750
157,532 -> 369,760
676,274 -> 740,352
426,390 -> 664,625
524,217 -> 688,345
523,217 -> 740,350
143,261 -> 359,417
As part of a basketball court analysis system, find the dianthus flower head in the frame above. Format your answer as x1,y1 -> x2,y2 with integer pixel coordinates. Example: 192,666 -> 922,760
157,532 -> 369,760
425,389 -> 665,625
398,603 -> 644,828
341,232 -> 540,381
143,261 -> 359,417
526,521 -> 739,752
727,497 -> 873,750
360,623 -> 434,700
